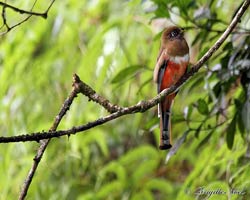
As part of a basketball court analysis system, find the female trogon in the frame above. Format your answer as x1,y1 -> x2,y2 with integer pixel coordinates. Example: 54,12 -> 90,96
154,26 -> 189,150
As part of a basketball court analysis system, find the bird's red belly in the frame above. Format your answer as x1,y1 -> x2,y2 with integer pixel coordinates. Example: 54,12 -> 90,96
160,61 -> 187,91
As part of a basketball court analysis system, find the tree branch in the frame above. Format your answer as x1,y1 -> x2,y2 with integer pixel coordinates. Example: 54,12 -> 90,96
0,0 -> 55,35
73,74 -> 122,113
18,72 -> 123,200
0,0 -> 249,144
0,0 -> 247,199
18,76 -> 79,200
0,1 -> 48,18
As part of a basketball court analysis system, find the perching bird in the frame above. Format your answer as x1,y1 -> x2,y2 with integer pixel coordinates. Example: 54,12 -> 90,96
154,26 -> 189,150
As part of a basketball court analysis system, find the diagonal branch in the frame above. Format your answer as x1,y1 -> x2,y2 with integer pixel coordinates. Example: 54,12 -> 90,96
1,0 -> 249,144
18,73 -> 122,200
18,76 -> 79,200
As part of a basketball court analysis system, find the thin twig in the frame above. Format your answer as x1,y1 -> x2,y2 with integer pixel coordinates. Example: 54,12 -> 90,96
0,1 -> 47,18
0,0 -> 55,35
1,3 -> 9,31
2,0 -> 38,33
18,76 -> 79,200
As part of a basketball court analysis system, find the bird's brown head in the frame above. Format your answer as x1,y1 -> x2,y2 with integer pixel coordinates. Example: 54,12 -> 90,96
161,26 -> 189,56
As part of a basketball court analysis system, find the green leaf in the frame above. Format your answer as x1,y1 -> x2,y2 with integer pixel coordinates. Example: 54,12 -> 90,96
198,46 -> 210,60
223,42 -> 233,51
131,189 -> 154,200
111,65 -> 142,84
98,161 -> 126,183
132,159 -> 158,184
153,31 -> 162,41
237,112 -> 245,136
234,98 -> 245,136
82,130 -> 109,157
194,124 -> 202,138
151,1 -> 170,18
144,117 -> 159,131
96,181 -> 123,199
137,77 -> 152,94
172,114 -> 186,123
144,178 -> 173,194
119,146 -> 159,166
185,104 -> 193,120
188,74 -> 204,92
226,115 -> 237,150
197,130 -> 214,149
220,54 -> 230,69
191,30 -> 205,46
234,98 -> 243,110
197,99 -> 209,115
212,82 -> 222,98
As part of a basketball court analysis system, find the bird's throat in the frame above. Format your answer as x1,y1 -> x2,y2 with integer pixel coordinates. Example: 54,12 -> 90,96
169,53 -> 189,64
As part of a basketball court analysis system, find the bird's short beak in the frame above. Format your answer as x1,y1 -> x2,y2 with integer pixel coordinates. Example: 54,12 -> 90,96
179,28 -> 185,37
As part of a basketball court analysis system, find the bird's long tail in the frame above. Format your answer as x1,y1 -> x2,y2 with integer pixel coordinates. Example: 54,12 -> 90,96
159,94 -> 174,150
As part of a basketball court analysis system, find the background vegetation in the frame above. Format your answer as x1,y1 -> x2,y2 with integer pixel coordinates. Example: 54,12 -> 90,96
0,0 -> 249,199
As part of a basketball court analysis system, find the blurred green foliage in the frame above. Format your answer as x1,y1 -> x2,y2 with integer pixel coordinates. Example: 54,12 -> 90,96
0,0 -> 250,199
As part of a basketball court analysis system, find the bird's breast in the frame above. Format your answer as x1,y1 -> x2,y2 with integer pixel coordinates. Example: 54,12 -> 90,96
160,55 -> 189,91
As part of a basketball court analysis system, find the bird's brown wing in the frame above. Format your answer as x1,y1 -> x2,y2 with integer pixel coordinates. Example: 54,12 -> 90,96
153,49 -> 169,83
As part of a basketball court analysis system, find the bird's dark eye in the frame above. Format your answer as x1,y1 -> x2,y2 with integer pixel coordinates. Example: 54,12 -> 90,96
169,29 -> 179,38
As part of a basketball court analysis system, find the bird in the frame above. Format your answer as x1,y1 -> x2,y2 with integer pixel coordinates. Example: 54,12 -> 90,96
153,26 -> 190,150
